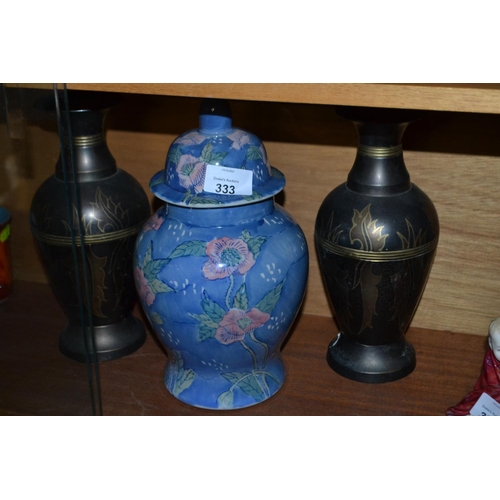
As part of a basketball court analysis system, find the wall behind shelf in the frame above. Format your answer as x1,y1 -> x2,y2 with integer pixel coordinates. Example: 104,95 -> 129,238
2,91 -> 500,337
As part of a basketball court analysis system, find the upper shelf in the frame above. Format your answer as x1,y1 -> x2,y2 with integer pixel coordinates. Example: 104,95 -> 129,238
55,83 -> 500,114
11,83 -> 500,114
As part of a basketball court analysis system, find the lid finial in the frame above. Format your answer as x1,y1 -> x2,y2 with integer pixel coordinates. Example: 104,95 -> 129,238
199,98 -> 232,134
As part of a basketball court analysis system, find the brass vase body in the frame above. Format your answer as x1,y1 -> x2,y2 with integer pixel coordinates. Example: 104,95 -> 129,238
315,107 -> 439,383
30,92 -> 150,362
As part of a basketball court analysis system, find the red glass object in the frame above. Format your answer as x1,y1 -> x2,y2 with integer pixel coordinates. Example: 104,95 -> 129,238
446,349 -> 500,415
0,208 -> 13,302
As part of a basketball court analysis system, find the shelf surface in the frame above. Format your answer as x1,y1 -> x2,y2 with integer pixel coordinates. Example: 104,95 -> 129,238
10,83 -> 500,114
60,83 -> 500,114
0,281 -> 489,416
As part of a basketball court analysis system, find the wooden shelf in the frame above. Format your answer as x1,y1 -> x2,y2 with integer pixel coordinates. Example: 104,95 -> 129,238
0,281 -> 488,416
61,83 -> 500,114
11,83 -> 500,114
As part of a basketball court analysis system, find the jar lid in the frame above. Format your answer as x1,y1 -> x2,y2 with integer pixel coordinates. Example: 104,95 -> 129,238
150,99 -> 285,208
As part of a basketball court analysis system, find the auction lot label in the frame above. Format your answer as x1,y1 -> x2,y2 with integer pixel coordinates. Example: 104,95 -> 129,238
204,164 -> 253,196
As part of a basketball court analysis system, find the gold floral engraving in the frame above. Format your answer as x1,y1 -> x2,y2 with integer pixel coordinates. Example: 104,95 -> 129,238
321,211 -> 343,245
88,186 -> 130,234
319,205 -> 435,337
397,219 -> 427,249
86,249 -> 108,318
350,204 -> 388,252
354,262 -> 381,333
349,205 -> 387,335
60,186 -> 130,237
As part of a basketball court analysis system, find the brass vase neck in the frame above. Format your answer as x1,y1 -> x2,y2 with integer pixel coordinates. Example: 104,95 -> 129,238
55,109 -> 117,182
347,118 -> 412,196
357,144 -> 403,159
63,133 -> 105,148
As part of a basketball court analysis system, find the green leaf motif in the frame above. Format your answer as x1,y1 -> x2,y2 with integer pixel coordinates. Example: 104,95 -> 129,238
189,313 -> 219,329
222,372 -> 265,402
201,291 -> 226,324
221,371 -> 248,385
168,146 -> 183,166
150,177 -> 163,188
210,151 -> 228,163
239,375 -> 266,401
246,235 -> 267,260
198,324 -> 217,342
240,230 -> 251,243
233,283 -> 249,311
255,280 -> 285,315
150,312 -> 164,325
149,278 -> 174,294
239,231 -> 267,259
143,258 -> 170,281
180,161 -> 197,177
200,142 -> 228,165
168,240 -> 207,260
189,312 -> 218,342
139,242 -> 173,296
172,367 -> 196,397
217,390 -> 234,409
242,192 -> 263,202
200,143 -> 213,163
142,242 -> 153,268
169,350 -> 196,397
246,145 -> 262,162
190,197 -> 222,205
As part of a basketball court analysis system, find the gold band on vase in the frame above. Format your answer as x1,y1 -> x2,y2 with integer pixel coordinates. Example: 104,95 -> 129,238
31,221 -> 145,247
357,144 -> 403,158
63,134 -> 105,148
319,237 -> 438,262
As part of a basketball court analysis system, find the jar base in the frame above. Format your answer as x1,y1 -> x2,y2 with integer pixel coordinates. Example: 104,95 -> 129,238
327,332 -> 416,383
163,355 -> 286,410
59,314 -> 146,362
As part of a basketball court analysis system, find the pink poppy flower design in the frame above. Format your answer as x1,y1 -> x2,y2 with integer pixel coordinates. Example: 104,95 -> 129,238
215,308 -> 270,345
227,129 -> 251,150
175,132 -> 207,146
143,213 -> 164,233
134,267 -> 155,306
176,154 -> 207,193
202,237 -> 255,280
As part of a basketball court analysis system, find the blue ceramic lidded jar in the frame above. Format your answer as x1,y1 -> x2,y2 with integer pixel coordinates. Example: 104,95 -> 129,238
134,99 -> 308,409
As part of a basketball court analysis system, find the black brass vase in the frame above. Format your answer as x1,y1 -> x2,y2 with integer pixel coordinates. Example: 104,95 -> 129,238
30,91 -> 151,362
315,106 -> 439,383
